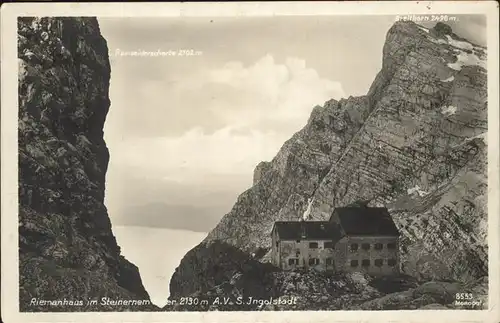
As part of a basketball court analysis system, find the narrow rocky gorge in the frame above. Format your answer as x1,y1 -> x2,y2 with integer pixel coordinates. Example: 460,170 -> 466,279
18,17 -> 156,311
169,21 -> 488,310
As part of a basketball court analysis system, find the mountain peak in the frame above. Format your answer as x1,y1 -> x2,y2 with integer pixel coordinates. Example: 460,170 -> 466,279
433,22 -> 453,36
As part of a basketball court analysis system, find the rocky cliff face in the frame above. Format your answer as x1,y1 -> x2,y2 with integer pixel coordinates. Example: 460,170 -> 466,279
170,21 -> 488,309
18,17 -> 155,311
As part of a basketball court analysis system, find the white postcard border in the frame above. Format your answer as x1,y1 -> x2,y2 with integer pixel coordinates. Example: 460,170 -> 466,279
1,1 -> 499,323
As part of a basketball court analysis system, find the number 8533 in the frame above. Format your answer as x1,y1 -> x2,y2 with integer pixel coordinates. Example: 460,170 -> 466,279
455,293 -> 474,300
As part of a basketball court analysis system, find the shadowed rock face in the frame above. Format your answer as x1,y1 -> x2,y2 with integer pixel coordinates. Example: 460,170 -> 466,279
166,240 -> 280,310
170,20 -> 488,305
18,17 -> 156,311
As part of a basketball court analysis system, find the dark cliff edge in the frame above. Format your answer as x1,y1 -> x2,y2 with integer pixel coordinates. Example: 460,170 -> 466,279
168,21 -> 488,311
18,17 -> 157,311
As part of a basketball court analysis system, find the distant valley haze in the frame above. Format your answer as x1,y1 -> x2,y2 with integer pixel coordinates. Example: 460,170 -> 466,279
118,203 -> 224,232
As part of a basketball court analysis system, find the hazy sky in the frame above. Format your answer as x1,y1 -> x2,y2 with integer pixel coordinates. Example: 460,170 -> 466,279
98,15 -> 486,232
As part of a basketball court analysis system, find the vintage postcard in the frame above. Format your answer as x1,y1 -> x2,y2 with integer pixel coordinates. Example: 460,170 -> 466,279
1,1 -> 499,323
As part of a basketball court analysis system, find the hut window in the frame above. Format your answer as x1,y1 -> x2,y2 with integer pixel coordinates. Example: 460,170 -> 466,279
324,241 -> 334,249
309,258 -> 320,265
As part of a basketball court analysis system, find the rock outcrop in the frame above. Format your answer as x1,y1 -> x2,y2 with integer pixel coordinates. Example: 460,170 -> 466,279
166,241 -> 280,311
18,17 -> 156,311
169,21 -> 488,310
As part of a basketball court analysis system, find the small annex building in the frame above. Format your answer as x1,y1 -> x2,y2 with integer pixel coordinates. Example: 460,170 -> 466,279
270,205 -> 400,276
